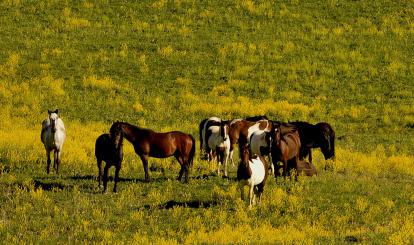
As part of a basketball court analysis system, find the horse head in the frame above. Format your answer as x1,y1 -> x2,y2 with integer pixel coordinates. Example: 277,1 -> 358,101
315,123 -> 335,160
110,122 -> 124,149
319,131 -> 335,160
240,144 -> 251,165
220,120 -> 230,141
48,109 -> 59,133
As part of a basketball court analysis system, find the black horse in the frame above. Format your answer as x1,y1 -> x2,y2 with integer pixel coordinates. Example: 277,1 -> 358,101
95,133 -> 123,193
289,121 -> 335,165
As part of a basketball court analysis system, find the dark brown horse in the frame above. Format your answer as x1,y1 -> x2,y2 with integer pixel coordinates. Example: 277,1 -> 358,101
269,124 -> 301,179
95,133 -> 123,193
109,122 -> 196,182
289,121 -> 335,167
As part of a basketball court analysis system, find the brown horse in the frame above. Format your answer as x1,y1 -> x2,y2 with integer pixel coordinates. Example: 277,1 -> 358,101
269,124 -> 301,179
109,122 -> 196,182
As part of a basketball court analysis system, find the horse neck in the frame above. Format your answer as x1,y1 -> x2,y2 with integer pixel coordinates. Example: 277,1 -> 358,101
119,123 -> 139,143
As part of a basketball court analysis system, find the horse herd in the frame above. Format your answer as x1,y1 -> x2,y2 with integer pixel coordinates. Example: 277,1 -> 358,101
41,110 -> 335,206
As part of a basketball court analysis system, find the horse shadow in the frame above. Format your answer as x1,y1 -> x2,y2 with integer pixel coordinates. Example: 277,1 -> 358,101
33,178 -> 66,191
146,199 -> 219,210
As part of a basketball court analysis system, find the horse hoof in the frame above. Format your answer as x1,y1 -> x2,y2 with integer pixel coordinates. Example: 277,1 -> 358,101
222,175 -> 229,179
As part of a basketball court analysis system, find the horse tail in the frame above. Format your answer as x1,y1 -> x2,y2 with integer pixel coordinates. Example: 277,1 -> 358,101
330,129 -> 335,159
199,119 -> 207,151
188,134 -> 196,168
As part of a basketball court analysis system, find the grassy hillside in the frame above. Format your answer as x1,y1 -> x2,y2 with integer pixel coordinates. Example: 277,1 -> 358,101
0,0 -> 413,243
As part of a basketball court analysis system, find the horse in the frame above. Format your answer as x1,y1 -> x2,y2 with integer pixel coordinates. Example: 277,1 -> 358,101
249,130 -> 274,174
289,121 -> 335,168
40,109 -> 66,174
205,119 -> 231,177
244,115 -> 268,121
237,144 -> 269,207
109,122 -> 196,182
228,119 -> 272,162
95,133 -> 123,193
199,117 -> 224,157
269,123 -> 301,179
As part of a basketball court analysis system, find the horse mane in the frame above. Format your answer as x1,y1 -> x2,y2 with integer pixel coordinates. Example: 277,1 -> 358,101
118,121 -> 154,133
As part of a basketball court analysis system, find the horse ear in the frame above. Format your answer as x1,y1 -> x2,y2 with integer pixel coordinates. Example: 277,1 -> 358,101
55,109 -> 59,114
48,110 -> 51,115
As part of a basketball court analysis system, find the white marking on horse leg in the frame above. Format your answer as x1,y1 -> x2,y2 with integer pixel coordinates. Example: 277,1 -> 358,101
223,156 -> 228,177
249,182 -> 254,207
229,150 -> 234,167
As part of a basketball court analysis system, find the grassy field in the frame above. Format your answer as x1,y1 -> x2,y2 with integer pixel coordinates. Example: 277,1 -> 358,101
0,0 -> 413,243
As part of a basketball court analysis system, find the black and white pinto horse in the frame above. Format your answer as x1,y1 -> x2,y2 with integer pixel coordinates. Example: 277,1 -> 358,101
237,144 -> 269,207
199,117 -> 231,177
41,109 -> 66,174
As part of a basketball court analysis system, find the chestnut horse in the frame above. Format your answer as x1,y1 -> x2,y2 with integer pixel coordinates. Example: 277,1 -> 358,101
269,123 -> 301,179
109,122 -> 195,182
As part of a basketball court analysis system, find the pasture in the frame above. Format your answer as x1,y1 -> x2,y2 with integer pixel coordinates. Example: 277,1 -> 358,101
0,0 -> 413,243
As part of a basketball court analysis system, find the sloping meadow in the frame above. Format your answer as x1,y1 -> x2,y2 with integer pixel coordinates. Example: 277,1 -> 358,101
0,0 -> 413,243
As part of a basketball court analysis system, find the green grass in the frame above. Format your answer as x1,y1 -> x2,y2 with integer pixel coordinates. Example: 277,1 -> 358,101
0,0 -> 413,243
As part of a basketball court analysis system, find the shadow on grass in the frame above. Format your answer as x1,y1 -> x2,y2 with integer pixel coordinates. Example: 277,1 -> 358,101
145,199 -> 219,210
33,179 -> 66,191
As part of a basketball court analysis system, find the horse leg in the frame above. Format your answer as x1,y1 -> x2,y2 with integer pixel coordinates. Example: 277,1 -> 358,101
177,165 -> 185,181
256,184 -> 264,204
223,150 -> 229,178
54,150 -> 61,174
238,182 -> 245,201
97,159 -> 103,187
184,164 -> 190,183
103,164 -> 110,193
139,154 -> 151,182
53,150 -> 57,172
229,146 -> 235,167
308,149 -> 313,164
113,164 -> 121,193
46,150 -> 51,174
249,183 -> 254,207
216,150 -> 221,175
282,160 -> 288,180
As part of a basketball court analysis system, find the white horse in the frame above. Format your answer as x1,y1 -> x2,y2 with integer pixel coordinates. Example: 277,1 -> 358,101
206,121 -> 231,177
41,109 -> 66,174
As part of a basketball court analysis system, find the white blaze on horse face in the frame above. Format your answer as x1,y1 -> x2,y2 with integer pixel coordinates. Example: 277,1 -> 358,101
223,125 -> 228,141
